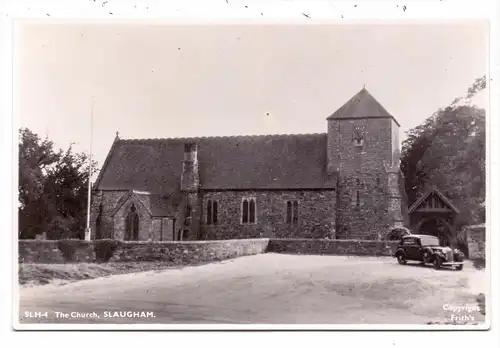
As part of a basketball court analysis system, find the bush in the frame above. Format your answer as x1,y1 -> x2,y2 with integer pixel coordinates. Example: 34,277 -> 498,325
456,237 -> 469,258
386,227 -> 411,241
477,293 -> 486,316
57,239 -> 85,262
473,256 -> 485,270
94,239 -> 121,262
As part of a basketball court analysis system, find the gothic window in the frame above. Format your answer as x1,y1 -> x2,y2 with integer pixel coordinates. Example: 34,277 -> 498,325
125,204 -> 139,241
285,200 -> 300,225
241,198 -> 256,224
286,201 -> 292,224
242,199 -> 249,223
206,200 -> 218,225
376,176 -> 381,186
356,191 -> 360,207
292,201 -> 299,224
249,200 -> 256,223
213,201 -> 218,224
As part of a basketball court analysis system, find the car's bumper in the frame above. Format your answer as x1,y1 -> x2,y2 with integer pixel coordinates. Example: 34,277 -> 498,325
442,261 -> 465,266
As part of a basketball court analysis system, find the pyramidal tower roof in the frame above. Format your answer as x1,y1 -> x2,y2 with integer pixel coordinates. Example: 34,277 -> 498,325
327,87 -> 400,126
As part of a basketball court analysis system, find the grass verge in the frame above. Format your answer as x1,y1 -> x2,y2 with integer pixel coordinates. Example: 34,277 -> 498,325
18,262 -> 183,288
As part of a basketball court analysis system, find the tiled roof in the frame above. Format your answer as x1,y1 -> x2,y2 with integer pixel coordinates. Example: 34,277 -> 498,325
408,188 -> 460,215
95,133 -> 336,193
150,191 -> 185,217
327,87 -> 400,126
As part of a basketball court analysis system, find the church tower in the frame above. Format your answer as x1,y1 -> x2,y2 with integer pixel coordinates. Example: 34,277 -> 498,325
327,87 -> 406,240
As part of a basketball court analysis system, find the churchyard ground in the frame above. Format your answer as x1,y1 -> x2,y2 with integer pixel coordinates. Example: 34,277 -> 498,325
18,253 -> 486,325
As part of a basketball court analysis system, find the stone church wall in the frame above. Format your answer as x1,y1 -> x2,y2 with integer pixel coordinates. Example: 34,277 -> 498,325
199,190 -> 337,240
466,224 -> 485,260
336,174 -> 390,240
93,191 -> 154,241
113,194 -> 152,241
328,118 -> 393,174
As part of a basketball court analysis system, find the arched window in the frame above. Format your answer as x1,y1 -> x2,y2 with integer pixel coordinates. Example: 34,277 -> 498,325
249,200 -> 256,223
206,200 -> 218,225
285,200 -> 300,225
242,199 -> 249,223
213,201 -> 218,224
356,190 -> 360,207
241,198 -> 256,224
286,201 -> 292,224
125,204 -> 140,241
292,201 -> 299,225
207,199 -> 212,225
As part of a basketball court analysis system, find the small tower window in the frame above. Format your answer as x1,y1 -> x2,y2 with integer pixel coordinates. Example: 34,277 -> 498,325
353,125 -> 366,147
376,176 -> 381,186
352,190 -> 362,208
356,178 -> 361,186
354,138 -> 364,147
241,198 -> 256,224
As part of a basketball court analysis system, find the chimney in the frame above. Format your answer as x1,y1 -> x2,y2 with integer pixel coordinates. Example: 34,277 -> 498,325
181,142 -> 199,192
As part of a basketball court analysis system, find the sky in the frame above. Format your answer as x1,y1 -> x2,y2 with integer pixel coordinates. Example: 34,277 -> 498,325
15,21 -> 488,171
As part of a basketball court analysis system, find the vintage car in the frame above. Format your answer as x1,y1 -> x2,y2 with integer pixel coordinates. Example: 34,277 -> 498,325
394,234 -> 465,270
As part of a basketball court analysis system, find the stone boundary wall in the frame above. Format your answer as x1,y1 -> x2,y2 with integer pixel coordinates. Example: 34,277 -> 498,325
466,224 -> 486,260
267,238 -> 399,256
18,239 -> 270,264
19,238 -> 400,264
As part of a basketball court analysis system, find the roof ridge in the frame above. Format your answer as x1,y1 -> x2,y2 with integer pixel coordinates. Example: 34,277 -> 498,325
118,132 -> 327,142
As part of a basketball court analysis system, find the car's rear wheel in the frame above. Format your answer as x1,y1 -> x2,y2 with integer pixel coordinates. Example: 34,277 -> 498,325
433,257 -> 442,270
456,264 -> 463,271
397,254 -> 407,265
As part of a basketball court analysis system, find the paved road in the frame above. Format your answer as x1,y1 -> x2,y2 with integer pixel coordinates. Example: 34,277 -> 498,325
17,253 -> 486,326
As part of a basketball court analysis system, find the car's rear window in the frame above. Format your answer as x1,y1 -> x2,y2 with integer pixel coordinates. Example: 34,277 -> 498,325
419,236 -> 440,246
402,238 -> 417,245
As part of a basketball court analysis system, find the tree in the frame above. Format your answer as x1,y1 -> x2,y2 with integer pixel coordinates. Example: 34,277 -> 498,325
400,76 -> 486,227
18,128 -> 98,239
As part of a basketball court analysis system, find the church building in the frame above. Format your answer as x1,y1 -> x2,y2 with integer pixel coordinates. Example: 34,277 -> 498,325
90,88 -> 408,242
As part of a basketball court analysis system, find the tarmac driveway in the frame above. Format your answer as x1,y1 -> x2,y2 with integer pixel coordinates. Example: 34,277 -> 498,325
17,253 -> 487,326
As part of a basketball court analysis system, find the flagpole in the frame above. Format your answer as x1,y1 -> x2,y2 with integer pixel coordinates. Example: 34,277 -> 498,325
85,96 -> 94,241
